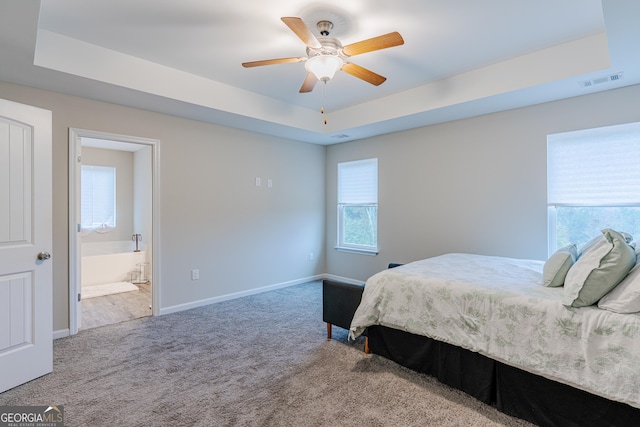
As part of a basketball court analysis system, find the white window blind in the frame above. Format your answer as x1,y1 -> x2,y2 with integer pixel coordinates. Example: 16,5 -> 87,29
548,122 -> 640,206
338,158 -> 378,204
337,158 -> 378,253
81,165 -> 116,232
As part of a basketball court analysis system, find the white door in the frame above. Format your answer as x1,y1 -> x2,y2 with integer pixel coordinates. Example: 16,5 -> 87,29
0,98 -> 53,392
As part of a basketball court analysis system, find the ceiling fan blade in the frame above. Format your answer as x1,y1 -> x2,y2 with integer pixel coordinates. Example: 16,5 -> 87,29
299,73 -> 318,93
242,57 -> 304,68
341,63 -> 387,86
281,17 -> 322,49
341,32 -> 404,57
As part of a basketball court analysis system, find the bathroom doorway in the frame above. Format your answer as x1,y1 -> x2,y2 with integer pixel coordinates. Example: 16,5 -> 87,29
68,129 -> 160,334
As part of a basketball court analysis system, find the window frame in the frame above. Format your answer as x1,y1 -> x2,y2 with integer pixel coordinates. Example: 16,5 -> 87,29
548,204 -> 640,255
337,203 -> 379,254
547,121 -> 640,255
336,158 -> 379,255
81,164 -> 117,233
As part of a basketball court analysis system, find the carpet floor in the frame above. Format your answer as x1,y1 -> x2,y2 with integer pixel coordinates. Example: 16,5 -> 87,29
0,281 -> 534,426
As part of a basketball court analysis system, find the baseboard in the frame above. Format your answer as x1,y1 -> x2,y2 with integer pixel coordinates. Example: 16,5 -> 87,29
56,274 -> 362,336
53,328 -> 70,340
159,274 -> 325,316
322,274 -> 364,285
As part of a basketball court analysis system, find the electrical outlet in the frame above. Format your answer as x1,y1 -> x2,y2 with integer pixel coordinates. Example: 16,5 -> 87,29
191,269 -> 199,280
308,252 -> 314,261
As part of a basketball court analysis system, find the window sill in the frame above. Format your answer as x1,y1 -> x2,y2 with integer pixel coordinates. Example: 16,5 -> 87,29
334,246 -> 378,256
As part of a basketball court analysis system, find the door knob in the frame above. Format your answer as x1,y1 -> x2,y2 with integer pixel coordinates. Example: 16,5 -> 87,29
37,252 -> 51,261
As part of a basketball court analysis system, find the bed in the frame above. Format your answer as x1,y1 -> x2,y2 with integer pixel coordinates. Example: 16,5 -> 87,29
349,252 -> 640,427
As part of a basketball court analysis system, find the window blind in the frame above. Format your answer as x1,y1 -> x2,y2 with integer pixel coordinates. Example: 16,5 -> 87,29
81,165 -> 116,230
338,158 -> 378,204
547,122 -> 640,206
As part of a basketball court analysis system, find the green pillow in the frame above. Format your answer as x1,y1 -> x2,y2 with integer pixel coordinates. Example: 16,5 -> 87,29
578,235 -> 604,257
598,255 -> 640,313
579,232 -> 633,257
563,229 -> 636,307
543,244 -> 577,287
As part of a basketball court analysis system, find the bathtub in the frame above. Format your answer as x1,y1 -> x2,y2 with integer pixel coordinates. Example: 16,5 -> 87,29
81,241 -> 146,286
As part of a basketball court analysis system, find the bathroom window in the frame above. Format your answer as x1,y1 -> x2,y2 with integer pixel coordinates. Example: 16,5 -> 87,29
81,165 -> 116,232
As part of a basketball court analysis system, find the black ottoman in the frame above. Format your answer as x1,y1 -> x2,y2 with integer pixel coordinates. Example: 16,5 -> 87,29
322,265 -> 403,353
322,280 -> 365,340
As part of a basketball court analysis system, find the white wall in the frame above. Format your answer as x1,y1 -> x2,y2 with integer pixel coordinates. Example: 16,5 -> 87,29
326,84 -> 640,282
0,81 -> 326,332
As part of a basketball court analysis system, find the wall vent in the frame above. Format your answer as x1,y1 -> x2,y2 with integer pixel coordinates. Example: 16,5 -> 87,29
579,72 -> 624,88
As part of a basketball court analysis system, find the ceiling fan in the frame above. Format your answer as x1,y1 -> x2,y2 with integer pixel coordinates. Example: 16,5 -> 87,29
242,17 -> 404,93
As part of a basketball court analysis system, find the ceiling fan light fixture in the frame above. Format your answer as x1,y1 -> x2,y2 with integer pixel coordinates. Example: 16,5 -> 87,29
305,55 -> 344,82
243,16 -> 403,93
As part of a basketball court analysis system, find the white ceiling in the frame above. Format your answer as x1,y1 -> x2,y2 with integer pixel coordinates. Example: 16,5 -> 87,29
1,1 -> 638,144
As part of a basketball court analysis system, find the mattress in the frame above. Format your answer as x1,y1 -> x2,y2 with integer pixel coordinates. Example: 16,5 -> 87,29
350,253 -> 640,408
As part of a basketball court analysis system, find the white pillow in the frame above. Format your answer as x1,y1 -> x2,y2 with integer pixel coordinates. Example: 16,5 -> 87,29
563,229 -> 636,307
598,251 -> 640,313
579,232 -> 633,257
542,244 -> 577,287
578,235 -> 605,257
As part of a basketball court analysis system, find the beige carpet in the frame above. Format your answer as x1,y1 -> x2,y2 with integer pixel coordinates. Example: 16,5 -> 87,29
0,281 -> 534,426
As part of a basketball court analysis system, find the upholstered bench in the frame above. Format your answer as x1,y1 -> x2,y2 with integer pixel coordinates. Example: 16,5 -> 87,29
322,265 -> 404,354
322,279 -> 365,341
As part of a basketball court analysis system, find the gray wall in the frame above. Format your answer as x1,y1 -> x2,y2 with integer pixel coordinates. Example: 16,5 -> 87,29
0,81 -> 326,332
3,78 -> 640,332
326,84 -> 640,282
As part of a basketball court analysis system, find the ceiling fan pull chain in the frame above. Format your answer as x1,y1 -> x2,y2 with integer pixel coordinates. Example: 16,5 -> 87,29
322,81 -> 327,125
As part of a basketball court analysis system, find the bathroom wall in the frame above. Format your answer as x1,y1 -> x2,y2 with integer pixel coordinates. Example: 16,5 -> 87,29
133,146 -> 153,279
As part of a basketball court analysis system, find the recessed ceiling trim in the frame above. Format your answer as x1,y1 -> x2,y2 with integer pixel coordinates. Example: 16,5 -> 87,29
328,33 -> 611,131
34,26 -> 610,140
5,0 -> 633,145
33,29 -> 326,133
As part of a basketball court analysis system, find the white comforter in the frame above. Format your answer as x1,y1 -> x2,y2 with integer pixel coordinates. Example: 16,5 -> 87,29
350,253 -> 640,408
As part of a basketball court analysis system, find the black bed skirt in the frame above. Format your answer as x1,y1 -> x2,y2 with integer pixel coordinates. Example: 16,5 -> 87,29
367,325 -> 639,427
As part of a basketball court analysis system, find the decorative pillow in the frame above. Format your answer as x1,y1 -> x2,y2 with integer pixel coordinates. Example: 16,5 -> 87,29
563,229 -> 636,307
578,232 -> 633,257
598,255 -> 640,313
578,235 -> 605,257
543,244 -> 577,287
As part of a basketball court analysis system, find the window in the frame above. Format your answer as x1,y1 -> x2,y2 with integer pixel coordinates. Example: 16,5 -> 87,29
547,122 -> 640,254
81,165 -> 116,233
337,158 -> 378,254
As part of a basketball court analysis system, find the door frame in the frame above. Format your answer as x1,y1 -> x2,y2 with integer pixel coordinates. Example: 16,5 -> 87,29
68,128 -> 161,335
